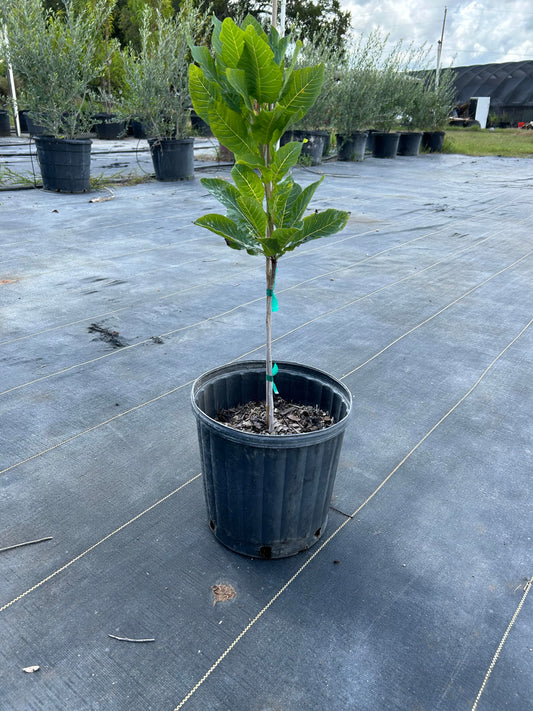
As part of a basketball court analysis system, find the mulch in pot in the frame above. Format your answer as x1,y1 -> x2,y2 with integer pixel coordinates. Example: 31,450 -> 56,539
217,396 -> 334,435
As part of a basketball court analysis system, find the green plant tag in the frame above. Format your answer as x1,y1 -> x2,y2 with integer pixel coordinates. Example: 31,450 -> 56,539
266,288 -> 279,312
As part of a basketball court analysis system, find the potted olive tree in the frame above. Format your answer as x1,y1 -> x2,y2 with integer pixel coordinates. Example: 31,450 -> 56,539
333,29 -> 388,161
5,0 -> 114,192
121,0 -> 208,181
419,68 -> 455,152
189,16 -> 352,559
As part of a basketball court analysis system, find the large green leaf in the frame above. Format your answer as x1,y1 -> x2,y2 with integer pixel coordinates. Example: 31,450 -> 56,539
207,100 -> 262,165
283,177 -> 324,227
260,227 -> 300,256
250,106 -> 294,148
189,45 -> 217,82
194,214 -> 260,254
231,164 -> 264,202
288,209 -> 349,250
239,26 -> 283,104
270,141 -> 303,182
219,18 -> 245,68
279,65 -> 325,119
200,177 -> 241,212
236,195 -> 267,238
188,64 -> 218,125
272,177 -> 300,228
226,67 -> 252,108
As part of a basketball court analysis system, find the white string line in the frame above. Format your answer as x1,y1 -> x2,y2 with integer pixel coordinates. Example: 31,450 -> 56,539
471,577 -> 533,711
0,378 -> 194,476
2,243 -> 529,478
0,217 -> 420,348
1,185 -> 519,349
0,474 -> 202,614
236,249 -> 532,366
172,317 -> 532,711
0,214 -> 519,397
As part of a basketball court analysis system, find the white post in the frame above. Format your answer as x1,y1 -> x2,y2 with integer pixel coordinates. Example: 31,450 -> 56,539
436,6 -> 447,90
2,24 -> 21,136
279,0 -> 286,36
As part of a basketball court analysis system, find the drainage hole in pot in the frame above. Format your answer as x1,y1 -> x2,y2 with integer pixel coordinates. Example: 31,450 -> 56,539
259,546 -> 272,560
209,520 -> 215,531
314,528 -> 321,538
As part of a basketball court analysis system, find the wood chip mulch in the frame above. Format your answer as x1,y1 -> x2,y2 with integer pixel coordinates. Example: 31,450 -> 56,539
217,396 -> 334,435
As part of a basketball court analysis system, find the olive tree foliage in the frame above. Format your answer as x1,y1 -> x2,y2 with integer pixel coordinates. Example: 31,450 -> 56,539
3,0 -> 116,137
121,0 -> 209,138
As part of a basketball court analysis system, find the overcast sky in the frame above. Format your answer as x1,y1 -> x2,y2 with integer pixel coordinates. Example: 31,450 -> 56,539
341,1 -> 533,68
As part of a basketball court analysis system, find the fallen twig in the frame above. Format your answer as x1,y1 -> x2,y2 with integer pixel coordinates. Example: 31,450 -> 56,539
107,634 -> 155,643
89,187 -> 115,203
0,537 -> 53,554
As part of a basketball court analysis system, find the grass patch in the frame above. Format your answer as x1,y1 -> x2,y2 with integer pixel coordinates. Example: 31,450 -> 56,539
443,127 -> 533,157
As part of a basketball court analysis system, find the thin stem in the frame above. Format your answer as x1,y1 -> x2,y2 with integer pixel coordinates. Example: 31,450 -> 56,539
265,256 -> 277,433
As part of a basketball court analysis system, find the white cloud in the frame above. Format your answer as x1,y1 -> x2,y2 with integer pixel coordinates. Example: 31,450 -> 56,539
340,0 -> 533,67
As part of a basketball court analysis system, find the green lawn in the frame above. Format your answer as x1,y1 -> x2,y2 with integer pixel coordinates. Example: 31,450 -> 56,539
442,127 -> 533,157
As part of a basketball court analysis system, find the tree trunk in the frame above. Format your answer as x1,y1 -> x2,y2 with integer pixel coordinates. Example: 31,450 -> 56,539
265,256 -> 277,433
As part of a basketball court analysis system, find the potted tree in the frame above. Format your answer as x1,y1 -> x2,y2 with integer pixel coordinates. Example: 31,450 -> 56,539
189,16 -> 352,559
121,0 -> 208,181
282,31 -> 338,165
5,0 -> 114,192
333,29 -> 388,161
419,68 -> 455,152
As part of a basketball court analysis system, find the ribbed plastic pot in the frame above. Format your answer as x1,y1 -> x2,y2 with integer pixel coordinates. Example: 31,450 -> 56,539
148,137 -> 194,180
130,120 -> 147,139
191,361 -> 352,559
92,113 -> 126,140
397,132 -> 422,156
34,136 -> 92,193
372,132 -> 400,158
0,110 -> 10,137
281,130 -> 326,165
422,131 -> 446,152
336,132 -> 367,161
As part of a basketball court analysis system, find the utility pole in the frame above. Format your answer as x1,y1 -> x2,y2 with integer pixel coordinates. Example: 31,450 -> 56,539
436,6 -> 447,89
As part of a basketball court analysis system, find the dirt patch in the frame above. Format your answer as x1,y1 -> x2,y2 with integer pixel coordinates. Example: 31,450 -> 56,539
217,396 -> 334,435
88,323 -> 128,349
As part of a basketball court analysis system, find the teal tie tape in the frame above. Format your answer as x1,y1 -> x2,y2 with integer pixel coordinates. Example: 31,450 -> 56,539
266,363 -> 279,394
266,288 -> 279,312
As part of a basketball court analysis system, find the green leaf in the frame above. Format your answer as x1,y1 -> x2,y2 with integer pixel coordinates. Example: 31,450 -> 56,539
239,26 -> 283,104
200,177 -> 241,212
207,100 -> 262,165
270,141 -> 303,182
231,164 -> 264,202
260,227 -> 299,256
225,68 -> 252,108
211,15 -> 223,57
288,209 -> 349,250
241,14 -> 268,41
219,18 -> 245,68
250,106 -> 293,147
194,214 -> 260,254
189,45 -> 217,82
284,177 -> 324,227
189,64 -> 218,125
280,65 -> 325,119
272,177 -> 300,228
236,195 -> 267,238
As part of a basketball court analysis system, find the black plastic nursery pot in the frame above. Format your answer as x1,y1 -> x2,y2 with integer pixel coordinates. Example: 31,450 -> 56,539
92,113 -> 126,140
372,132 -> 400,158
422,130 -> 446,152
148,137 -> 194,180
34,135 -> 92,193
0,110 -> 10,137
397,131 -> 423,156
281,129 -> 327,165
336,132 -> 367,161
191,361 -> 352,559
130,120 -> 147,139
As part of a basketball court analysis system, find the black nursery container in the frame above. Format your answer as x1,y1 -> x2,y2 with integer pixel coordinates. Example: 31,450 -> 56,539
372,132 -> 400,158
148,137 -> 194,180
397,132 -> 422,156
34,135 -> 91,193
336,132 -> 367,161
191,361 -> 352,559
0,110 -> 10,137
422,130 -> 446,152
